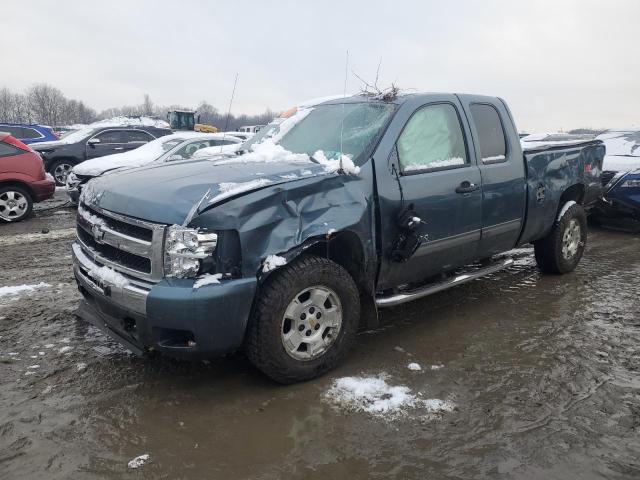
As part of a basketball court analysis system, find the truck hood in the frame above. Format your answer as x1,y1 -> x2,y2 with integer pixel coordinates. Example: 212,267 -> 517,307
84,157 -> 327,225
31,140 -> 68,150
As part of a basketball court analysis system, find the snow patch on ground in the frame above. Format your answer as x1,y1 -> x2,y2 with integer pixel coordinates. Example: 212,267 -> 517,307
58,346 -> 73,354
127,454 -> 150,469
407,363 -> 422,371
0,228 -> 75,247
0,282 -> 50,298
262,255 -> 287,273
193,274 -> 222,289
431,364 -> 444,370
324,375 -> 455,418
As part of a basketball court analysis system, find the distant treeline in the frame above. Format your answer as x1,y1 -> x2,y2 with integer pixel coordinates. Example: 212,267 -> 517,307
0,84 -> 277,130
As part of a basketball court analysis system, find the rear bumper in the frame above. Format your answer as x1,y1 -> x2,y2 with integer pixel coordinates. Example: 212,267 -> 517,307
72,242 -> 257,359
30,178 -> 56,202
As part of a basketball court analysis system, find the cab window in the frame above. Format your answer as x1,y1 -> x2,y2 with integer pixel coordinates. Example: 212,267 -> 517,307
397,103 -> 468,173
470,104 -> 507,163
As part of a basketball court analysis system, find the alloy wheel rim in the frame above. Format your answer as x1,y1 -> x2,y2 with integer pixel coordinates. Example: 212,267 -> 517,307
0,190 -> 28,221
561,219 -> 581,259
281,285 -> 343,361
54,163 -> 72,184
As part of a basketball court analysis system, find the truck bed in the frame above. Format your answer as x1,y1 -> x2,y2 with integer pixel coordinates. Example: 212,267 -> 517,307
518,139 -> 605,245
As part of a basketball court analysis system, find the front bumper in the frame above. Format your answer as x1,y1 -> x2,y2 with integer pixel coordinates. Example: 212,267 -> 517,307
72,242 -> 258,359
31,178 -> 56,202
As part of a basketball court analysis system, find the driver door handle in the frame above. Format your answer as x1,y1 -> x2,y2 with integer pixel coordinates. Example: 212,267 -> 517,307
455,181 -> 480,194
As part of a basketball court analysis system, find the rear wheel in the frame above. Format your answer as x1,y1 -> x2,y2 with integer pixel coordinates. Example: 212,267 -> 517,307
534,203 -> 587,274
0,186 -> 33,223
244,255 -> 360,384
50,160 -> 74,186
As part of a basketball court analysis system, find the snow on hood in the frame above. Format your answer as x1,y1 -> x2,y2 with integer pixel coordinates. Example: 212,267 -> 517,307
73,132 -> 228,176
596,129 -> 640,172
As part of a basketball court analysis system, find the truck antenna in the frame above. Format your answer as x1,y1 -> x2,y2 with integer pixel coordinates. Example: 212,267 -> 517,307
339,50 -> 349,172
220,73 -> 239,152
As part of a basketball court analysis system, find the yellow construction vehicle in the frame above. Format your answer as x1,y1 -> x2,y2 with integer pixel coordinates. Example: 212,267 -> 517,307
167,110 -> 218,133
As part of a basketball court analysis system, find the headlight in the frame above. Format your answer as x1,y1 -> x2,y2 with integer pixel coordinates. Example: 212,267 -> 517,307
164,225 -> 218,278
620,178 -> 640,188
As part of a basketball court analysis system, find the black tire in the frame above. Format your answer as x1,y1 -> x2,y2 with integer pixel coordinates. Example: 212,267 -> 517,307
534,203 -> 587,274
50,159 -> 74,186
0,185 -> 33,223
244,255 -> 360,384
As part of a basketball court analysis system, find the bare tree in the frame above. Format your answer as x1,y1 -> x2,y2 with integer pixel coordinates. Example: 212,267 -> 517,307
27,84 -> 66,126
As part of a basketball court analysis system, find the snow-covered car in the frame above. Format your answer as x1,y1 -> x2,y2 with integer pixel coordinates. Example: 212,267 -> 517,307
65,132 -> 242,204
591,129 -> 640,228
220,131 -> 254,141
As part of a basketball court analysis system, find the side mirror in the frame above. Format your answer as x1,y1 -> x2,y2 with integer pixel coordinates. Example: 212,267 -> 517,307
88,138 -> 100,145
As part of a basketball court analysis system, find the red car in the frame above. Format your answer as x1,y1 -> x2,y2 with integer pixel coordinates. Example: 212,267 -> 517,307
0,132 -> 55,222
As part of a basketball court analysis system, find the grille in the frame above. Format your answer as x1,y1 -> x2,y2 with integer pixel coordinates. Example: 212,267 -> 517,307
82,204 -> 153,242
77,227 -> 151,273
601,170 -> 617,187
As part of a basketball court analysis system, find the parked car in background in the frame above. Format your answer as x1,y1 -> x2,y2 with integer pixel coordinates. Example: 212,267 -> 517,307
0,133 -> 55,222
237,125 -> 265,133
66,132 -> 243,203
591,129 -> 640,229
220,131 -> 253,141
72,92 -> 604,383
0,123 -> 59,145
31,117 -> 172,186
53,124 -> 87,138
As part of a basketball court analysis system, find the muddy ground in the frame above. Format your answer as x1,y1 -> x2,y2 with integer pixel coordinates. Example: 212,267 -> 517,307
1,191 -> 639,479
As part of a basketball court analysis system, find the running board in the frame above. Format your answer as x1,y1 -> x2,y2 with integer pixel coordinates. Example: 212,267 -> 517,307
375,258 -> 514,308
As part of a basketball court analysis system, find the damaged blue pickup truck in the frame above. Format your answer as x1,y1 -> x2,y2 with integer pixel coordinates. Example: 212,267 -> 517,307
73,93 -> 604,383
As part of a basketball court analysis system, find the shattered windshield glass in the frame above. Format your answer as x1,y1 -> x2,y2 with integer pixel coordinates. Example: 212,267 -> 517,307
276,103 -> 395,162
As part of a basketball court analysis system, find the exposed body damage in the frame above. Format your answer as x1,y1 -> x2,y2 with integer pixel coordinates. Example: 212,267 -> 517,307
72,93 -> 604,383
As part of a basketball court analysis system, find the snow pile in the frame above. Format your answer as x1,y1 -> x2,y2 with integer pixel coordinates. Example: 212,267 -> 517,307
0,282 -> 50,298
127,454 -> 150,469
216,141 -> 310,166
193,273 -> 222,289
262,255 -> 287,273
324,375 -> 455,417
87,265 -> 129,288
312,150 -> 360,175
191,142 -> 242,159
208,178 -> 273,204
430,364 -> 444,370
407,363 -> 422,371
58,346 -> 72,354
404,157 -> 465,171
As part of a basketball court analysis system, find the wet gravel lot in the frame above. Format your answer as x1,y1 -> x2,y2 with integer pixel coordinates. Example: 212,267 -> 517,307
1,191 -> 639,479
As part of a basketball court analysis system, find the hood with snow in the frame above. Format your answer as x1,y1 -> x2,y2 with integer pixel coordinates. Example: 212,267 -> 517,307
81,150 -> 345,225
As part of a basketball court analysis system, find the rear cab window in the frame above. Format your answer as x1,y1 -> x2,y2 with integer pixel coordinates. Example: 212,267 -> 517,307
397,103 -> 469,174
469,104 -> 507,164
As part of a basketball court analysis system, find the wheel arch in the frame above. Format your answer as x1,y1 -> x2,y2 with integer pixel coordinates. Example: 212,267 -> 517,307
268,230 -> 379,330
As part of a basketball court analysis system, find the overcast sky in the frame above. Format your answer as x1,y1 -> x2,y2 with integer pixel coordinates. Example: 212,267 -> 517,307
2,0 -> 638,131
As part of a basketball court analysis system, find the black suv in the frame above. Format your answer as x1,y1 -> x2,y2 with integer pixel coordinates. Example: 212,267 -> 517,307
31,125 -> 172,185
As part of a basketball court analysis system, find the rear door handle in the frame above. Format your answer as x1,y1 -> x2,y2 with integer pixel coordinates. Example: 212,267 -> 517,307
455,181 -> 480,194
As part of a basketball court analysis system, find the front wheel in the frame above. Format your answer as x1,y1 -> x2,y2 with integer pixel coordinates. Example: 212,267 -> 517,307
244,255 -> 360,384
50,160 -> 74,186
534,203 -> 587,274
